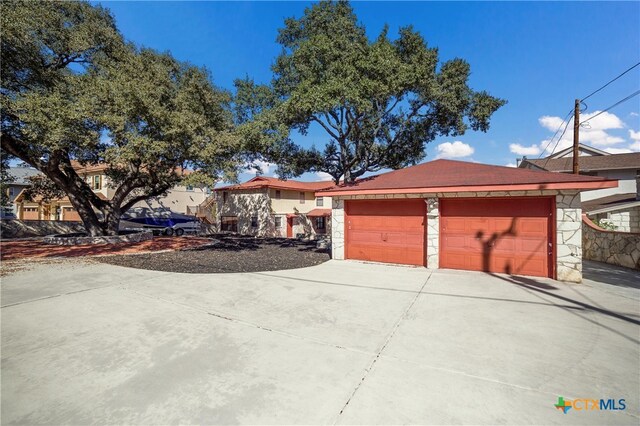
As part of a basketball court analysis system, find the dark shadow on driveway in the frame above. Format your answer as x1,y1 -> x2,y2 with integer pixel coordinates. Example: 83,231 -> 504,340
583,260 -> 640,289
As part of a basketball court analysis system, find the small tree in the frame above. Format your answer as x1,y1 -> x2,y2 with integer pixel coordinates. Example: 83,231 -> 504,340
249,0 -> 506,184
1,1 -> 237,235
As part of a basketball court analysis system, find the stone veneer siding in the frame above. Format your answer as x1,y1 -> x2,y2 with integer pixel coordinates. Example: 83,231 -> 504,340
583,215 -> 640,270
331,189 -> 583,282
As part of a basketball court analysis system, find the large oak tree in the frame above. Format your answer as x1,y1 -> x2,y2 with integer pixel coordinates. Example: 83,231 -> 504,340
1,1 -> 237,235
245,0 -> 506,184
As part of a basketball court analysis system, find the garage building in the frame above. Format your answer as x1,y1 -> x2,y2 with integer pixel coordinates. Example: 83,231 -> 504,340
318,160 -> 617,282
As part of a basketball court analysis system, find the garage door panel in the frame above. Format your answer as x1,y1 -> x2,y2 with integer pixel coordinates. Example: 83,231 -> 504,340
346,200 -> 425,267
441,197 -> 552,278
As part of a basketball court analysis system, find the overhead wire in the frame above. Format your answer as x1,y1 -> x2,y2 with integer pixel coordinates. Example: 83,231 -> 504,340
580,61 -> 640,102
579,90 -> 640,125
536,109 -> 574,159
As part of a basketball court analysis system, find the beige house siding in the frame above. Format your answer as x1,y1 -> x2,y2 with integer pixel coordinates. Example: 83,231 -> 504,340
216,187 -> 332,238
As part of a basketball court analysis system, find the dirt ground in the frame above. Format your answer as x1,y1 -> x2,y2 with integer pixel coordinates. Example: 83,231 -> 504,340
98,235 -> 331,273
0,236 -> 213,261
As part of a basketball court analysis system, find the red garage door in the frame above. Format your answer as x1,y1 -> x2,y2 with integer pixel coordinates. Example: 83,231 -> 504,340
440,197 -> 553,278
345,199 -> 426,266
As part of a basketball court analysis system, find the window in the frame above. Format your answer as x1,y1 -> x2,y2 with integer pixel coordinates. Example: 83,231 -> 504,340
93,175 -> 102,190
315,216 -> 325,230
316,197 -> 323,207
186,185 -> 194,192
223,191 -> 228,204
220,216 -> 238,232
8,187 -> 15,196
299,192 -> 305,204
275,190 -> 281,200
275,216 -> 282,228
251,216 -> 258,228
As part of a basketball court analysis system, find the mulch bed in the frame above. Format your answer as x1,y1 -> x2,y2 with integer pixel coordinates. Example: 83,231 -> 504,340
0,236 -> 213,261
97,235 -> 331,273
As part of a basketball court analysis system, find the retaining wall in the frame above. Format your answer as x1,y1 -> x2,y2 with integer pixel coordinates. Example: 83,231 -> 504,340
582,215 -> 640,270
1,219 -> 86,239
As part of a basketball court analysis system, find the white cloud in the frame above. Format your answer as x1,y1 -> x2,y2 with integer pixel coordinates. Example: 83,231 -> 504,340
436,141 -> 474,159
314,171 -> 333,181
505,163 -> 517,168
629,140 -> 640,152
629,129 -> 640,141
245,159 -> 276,176
629,112 -> 639,117
537,111 -> 630,155
509,143 -> 541,156
604,147 -> 633,154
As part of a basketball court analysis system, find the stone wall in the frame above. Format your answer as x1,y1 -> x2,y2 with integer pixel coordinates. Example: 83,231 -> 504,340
583,215 -> 640,270
426,198 -> 439,269
555,192 -> 582,283
1,219 -> 86,239
331,198 -> 345,260
330,189 -> 584,282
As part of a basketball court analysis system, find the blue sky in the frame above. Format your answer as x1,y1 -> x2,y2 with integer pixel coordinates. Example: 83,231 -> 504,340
99,1 -> 640,181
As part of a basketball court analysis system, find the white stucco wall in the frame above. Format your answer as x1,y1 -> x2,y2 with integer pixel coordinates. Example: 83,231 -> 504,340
580,169 -> 636,201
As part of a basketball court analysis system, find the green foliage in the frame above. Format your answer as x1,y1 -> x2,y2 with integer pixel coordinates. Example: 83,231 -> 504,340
594,218 -> 618,231
240,0 -> 506,183
0,151 -> 15,208
1,1 -> 237,235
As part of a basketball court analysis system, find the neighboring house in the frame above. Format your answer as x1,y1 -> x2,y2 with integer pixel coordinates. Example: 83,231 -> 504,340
215,176 -> 334,238
4,166 -> 40,215
319,159 -> 617,283
519,144 -> 640,232
14,162 -> 210,221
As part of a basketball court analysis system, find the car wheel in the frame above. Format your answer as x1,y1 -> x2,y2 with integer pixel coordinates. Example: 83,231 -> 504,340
175,228 -> 185,237
163,227 -> 174,236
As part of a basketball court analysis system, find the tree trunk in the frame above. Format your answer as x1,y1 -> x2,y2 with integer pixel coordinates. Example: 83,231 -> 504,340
102,204 -> 121,236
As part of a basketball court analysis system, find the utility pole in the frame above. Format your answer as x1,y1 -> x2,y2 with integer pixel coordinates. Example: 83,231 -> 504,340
573,98 -> 580,174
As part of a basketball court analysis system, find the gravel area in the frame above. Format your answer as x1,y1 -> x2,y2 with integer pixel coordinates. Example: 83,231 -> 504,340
98,235 -> 331,273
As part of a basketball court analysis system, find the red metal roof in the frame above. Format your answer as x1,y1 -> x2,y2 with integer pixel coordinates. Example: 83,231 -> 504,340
305,208 -> 332,217
318,159 -> 617,196
216,176 -> 335,192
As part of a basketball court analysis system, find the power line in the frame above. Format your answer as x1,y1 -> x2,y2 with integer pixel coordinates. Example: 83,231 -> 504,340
537,109 -> 574,159
537,110 -> 573,158
581,61 -> 640,102
540,117 -> 574,169
580,89 -> 640,125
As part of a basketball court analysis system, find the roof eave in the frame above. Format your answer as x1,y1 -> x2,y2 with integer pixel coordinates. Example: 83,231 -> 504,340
319,180 -> 618,197
586,200 -> 640,215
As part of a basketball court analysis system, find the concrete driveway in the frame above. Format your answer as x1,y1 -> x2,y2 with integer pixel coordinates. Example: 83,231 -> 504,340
1,259 -> 638,425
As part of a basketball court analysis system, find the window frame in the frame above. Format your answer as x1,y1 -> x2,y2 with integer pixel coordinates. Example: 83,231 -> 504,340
251,216 -> 258,228
316,197 -> 323,207
275,216 -> 282,228
275,190 -> 281,200
299,191 -> 305,204
315,216 -> 326,230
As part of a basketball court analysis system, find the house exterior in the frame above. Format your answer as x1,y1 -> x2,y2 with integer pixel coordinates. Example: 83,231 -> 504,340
318,159 -> 617,283
4,166 -> 41,216
519,145 -> 640,232
14,162 -> 210,221
215,176 -> 334,238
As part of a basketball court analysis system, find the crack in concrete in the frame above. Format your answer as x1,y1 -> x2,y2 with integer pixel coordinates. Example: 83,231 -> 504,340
332,271 -> 433,424
125,287 -> 373,357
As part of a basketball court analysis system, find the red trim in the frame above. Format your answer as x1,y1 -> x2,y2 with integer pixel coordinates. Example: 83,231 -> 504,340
318,180 -> 618,197
286,217 -> 293,238
582,214 -> 640,235
550,196 -> 557,280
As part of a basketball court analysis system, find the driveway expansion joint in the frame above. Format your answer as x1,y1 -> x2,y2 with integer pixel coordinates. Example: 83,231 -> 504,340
332,271 -> 433,424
